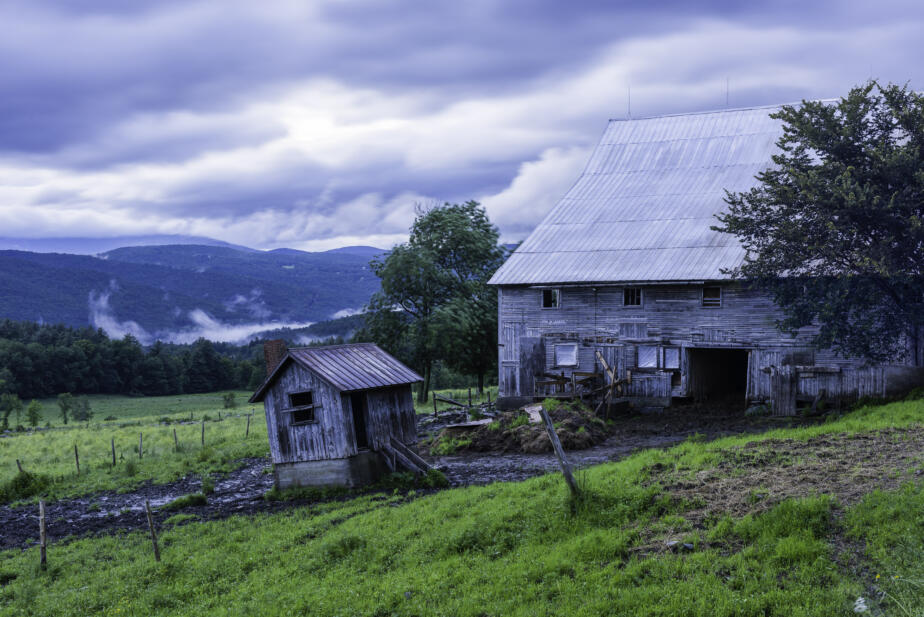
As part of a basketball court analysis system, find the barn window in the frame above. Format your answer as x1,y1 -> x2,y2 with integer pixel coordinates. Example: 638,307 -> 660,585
555,343 -> 578,367
637,345 -> 658,368
663,347 -> 681,369
702,286 -> 722,307
541,289 -> 560,308
624,287 -> 642,306
287,391 -> 317,424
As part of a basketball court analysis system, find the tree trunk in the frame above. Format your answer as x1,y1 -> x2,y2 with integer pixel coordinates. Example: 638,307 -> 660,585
417,362 -> 431,403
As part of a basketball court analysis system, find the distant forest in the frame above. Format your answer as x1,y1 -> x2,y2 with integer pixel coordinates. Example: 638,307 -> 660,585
0,320 -> 273,399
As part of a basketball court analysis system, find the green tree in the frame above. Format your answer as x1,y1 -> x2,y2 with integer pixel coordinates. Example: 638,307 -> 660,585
0,393 -> 23,430
26,399 -> 41,427
358,201 -> 504,401
57,392 -> 74,425
72,396 -> 93,423
716,82 -> 924,364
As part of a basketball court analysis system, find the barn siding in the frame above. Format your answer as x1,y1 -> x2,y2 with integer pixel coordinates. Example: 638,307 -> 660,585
497,284 -> 916,407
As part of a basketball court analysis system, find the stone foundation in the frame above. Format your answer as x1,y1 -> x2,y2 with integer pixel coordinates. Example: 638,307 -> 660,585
274,450 -> 387,489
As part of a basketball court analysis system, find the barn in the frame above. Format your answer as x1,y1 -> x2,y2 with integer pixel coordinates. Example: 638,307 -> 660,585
250,341 -> 428,488
489,105 -> 924,414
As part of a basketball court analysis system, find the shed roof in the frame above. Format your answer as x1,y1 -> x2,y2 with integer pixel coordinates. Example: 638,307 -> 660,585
249,343 -> 422,402
488,105 -> 786,286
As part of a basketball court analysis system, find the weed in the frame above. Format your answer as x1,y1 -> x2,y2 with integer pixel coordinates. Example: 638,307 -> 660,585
123,460 -> 138,477
508,414 -> 530,429
163,513 -> 199,526
200,476 -> 215,495
162,493 -> 207,510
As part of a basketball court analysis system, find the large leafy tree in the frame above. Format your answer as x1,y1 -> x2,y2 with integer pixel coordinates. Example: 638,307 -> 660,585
715,82 -> 924,364
358,201 -> 505,401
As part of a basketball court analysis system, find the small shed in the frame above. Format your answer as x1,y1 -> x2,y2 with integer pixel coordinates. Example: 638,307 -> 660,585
250,342 -> 423,488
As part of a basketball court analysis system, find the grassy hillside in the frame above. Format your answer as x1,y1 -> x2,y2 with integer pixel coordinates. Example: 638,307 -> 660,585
1,398 -> 922,615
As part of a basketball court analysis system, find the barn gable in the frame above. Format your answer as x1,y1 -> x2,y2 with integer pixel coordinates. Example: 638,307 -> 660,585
489,105 -> 785,286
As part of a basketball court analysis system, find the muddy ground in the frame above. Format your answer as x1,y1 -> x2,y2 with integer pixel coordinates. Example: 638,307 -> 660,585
0,405 -> 817,550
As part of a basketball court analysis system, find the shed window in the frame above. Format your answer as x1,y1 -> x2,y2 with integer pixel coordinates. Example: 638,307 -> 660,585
541,289 -> 560,309
624,287 -> 642,306
555,343 -> 578,367
702,287 -> 722,307
287,391 -> 317,425
638,346 -> 658,368
663,347 -> 681,369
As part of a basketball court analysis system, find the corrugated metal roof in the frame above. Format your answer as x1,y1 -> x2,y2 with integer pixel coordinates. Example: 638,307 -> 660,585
249,343 -> 422,402
488,105 -> 786,285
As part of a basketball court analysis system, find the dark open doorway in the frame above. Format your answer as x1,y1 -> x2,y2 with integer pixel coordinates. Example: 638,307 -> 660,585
687,348 -> 749,404
350,393 -> 368,449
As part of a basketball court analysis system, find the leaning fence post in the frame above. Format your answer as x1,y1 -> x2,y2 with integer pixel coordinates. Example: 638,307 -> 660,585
16,459 -> 23,474
144,500 -> 161,562
173,428 -> 179,452
74,444 -> 80,476
538,406 -> 580,499
201,420 -> 205,446
39,500 -> 47,570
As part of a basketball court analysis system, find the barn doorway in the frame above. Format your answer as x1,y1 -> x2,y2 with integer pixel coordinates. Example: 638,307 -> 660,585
687,348 -> 749,405
350,393 -> 368,449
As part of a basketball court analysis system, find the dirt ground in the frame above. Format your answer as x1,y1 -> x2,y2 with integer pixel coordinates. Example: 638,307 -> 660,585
0,404 -> 819,550
650,427 -> 924,524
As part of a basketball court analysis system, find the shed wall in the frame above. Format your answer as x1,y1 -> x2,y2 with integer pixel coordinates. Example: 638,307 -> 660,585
264,364 -> 354,464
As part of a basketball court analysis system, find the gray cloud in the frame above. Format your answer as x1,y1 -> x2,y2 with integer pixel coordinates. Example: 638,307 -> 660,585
1,1 -> 923,250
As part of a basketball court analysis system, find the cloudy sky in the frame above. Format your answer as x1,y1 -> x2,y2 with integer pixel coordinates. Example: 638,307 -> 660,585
2,1 -> 922,251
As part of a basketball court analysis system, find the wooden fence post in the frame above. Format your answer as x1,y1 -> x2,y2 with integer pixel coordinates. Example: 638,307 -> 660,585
39,500 -> 47,571
245,414 -> 251,439
173,428 -> 179,452
538,406 -> 580,499
201,420 -> 205,446
468,388 -> 472,407
433,394 -> 438,417
139,433 -> 143,459
111,439 -> 116,466
16,459 -> 23,474
144,500 -> 161,562
74,444 -> 80,475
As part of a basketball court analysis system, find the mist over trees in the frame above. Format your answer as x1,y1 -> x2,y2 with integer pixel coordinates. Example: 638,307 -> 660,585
356,201 -> 505,401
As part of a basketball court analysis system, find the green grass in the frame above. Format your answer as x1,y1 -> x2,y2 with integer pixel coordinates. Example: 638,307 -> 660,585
0,398 -> 921,615
0,392 -> 267,503
31,391 -> 256,425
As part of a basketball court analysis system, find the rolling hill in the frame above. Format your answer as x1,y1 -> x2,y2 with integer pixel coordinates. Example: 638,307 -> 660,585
0,244 -> 384,343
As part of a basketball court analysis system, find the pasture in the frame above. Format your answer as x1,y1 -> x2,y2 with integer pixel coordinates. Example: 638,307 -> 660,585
0,397 -> 922,615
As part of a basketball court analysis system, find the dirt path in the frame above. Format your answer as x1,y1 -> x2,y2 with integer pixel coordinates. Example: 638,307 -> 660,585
0,409 -> 805,550
0,458 -> 277,550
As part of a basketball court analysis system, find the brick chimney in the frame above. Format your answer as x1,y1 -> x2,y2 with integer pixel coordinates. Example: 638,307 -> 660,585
263,339 -> 288,377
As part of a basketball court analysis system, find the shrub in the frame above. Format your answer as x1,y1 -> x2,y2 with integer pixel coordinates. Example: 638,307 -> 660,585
0,470 -> 52,503
222,393 -> 237,409
201,476 -> 215,495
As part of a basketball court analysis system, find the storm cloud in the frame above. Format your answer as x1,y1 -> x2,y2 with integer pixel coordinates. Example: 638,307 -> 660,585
2,0 -> 923,249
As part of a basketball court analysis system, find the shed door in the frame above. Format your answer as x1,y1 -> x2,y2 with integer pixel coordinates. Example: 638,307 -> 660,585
350,392 -> 368,449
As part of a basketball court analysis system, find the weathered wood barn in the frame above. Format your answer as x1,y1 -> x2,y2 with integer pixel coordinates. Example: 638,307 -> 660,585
489,106 -> 923,414
250,342 -> 427,487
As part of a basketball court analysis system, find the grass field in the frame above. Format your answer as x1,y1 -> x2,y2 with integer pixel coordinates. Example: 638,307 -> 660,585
0,391 -> 268,503
0,397 -> 922,615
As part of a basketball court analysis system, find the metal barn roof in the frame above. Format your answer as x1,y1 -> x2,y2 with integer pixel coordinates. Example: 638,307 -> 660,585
488,105 -> 786,286
250,343 -> 422,402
